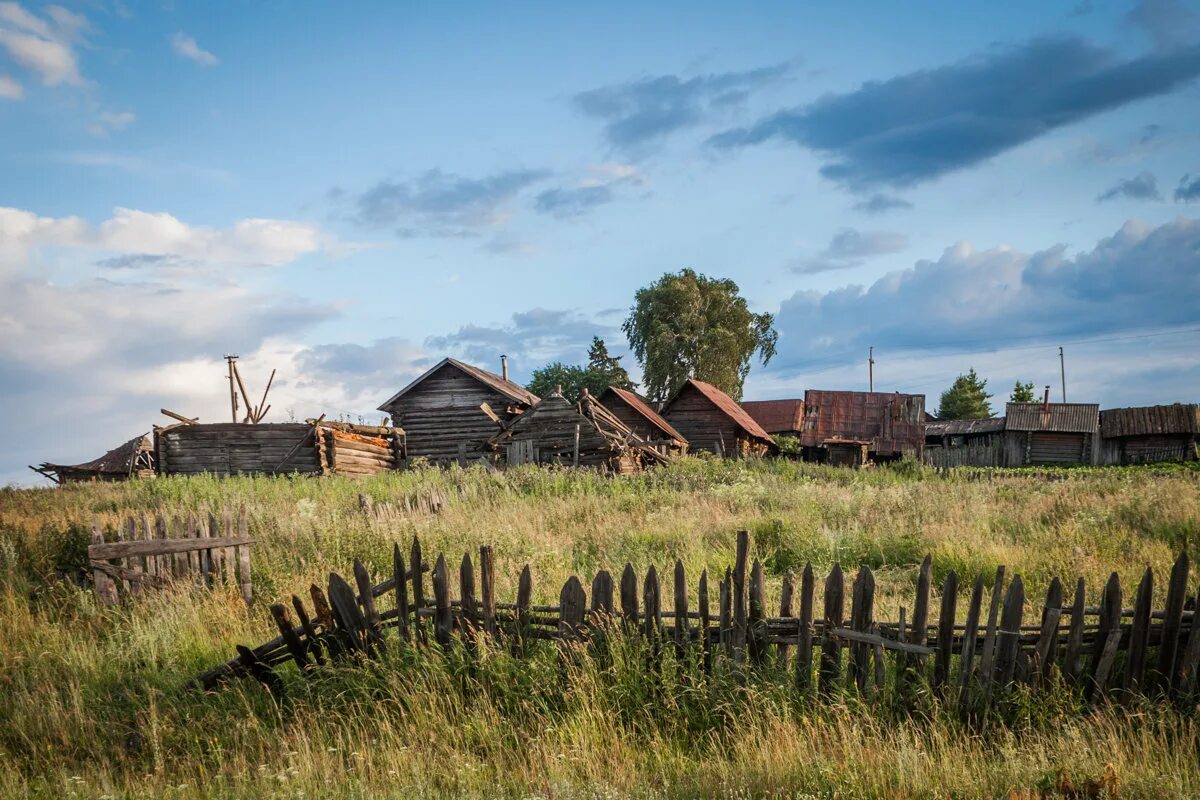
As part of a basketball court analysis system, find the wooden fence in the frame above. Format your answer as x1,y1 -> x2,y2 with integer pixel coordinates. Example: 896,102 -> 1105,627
191,530 -> 1200,718
89,509 -> 254,606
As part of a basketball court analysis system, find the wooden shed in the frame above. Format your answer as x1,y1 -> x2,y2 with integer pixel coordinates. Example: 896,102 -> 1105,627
1004,401 -> 1099,466
824,438 -> 870,468
923,417 -> 1007,468
378,357 -> 538,466
491,389 -> 668,473
31,434 -> 155,484
799,390 -> 925,462
1098,404 -> 1199,464
156,421 -> 404,477
597,386 -> 688,457
661,379 -> 774,457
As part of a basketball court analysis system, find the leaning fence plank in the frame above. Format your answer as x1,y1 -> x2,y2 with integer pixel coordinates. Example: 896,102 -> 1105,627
1032,577 -> 1063,686
90,522 -> 119,606
732,530 -> 749,663
957,576 -> 984,716
934,571 -> 958,694
141,512 -> 156,580
270,604 -> 310,671
207,512 -> 223,585
1174,589 -> 1200,699
620,563 -> 638,629
329,572 -> 368,653
1063,577 -> 1086,686
673,560 -> 688,657
235,510 -> 252,605
976,566 -> 1007,695
797,562 -> 815,692
480,545 -> 497,639
777,571 -> 795,670
221,508 -> 235,585
993,575 -> 1025,689
748,559 -> 767,665
236,644 -> 283,697
849,566 -> 875,692
1089,572 -> 1122,701
410,536 -> 426,646
353,559 -> 383,653
908,555 -> 933,674
819,564 -> 845,694
1159,552 -> 1189,693
1124,567 -> 1153,694
291,594 -> 324,665
394,544 -> 410,643
432,554 -> 452,647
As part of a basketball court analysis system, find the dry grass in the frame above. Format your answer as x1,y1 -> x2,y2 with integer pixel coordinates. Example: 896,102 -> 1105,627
1,458 -> 1198,798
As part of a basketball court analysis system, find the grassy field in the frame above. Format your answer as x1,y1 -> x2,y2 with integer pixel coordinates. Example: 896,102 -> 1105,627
2,458 -> 1199,798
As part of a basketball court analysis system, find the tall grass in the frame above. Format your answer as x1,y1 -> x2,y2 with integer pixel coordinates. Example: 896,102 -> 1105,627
1,459 -> 1198,798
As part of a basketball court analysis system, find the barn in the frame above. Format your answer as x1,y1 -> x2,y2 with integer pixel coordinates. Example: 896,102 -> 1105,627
31,434 -> 155,484
491,388 -> 667,473
1005,401 -> 1100,466
799,390 -> 925,462
597,386 -> 688,456
741,399 -> 805,437
661,379 -> 774,457
1098,404 -> 1199,464
377,357 -> 539,465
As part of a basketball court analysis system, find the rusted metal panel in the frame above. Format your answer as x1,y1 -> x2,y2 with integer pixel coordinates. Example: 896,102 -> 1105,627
1099,404 -> 1200,439
1005,403 -> 1099,434
800,390 -> 925,456
741,399 -> 805,435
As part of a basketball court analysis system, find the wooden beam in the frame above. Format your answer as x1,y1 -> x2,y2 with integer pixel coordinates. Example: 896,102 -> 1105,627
89,535 -> 256,560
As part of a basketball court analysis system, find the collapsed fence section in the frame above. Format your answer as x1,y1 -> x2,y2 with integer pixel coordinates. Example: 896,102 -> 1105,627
192,531 -> 1200,719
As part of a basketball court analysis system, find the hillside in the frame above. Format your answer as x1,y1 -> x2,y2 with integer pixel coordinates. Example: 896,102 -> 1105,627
2,459 -> 1199,798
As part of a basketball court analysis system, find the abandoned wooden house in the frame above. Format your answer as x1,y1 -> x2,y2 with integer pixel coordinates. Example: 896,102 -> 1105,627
661,379 -> 774,457
597,386 -> 688,456
490,388 -> 668,472
377,356 -> 538,465
923,417 -> 1008,468
741,399 -> 805,438
31,434 -> 155,484
1004,398 -> 1100,466
156,420 -> 404,477
1098,404 -> 1199,465
798,390 -> 925,463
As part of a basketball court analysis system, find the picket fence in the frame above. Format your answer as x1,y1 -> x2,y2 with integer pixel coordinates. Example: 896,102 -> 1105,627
191,530 -> 1200,719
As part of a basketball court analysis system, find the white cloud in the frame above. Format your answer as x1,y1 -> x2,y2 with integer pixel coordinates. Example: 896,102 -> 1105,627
87,110 -> 136,136
0,72 -> 22,99
171,32 -> 218,66
0,2 -> 83,86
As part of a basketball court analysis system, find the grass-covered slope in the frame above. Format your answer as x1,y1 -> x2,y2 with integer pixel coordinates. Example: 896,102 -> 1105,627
1,459 -> 1198,798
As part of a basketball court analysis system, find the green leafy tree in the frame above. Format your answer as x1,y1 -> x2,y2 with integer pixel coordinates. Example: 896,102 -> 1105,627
526,362 -> 589,400
936,368 -> 994,419
622,268 -> 777,402
1009,381 -> 1036,403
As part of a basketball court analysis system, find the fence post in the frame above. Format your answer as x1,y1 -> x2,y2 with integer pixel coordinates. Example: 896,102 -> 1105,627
591,570 -> 614,618
993,575 -> 1025,690
732,530 -> 749,663
643,566 -> 661,641
1159,552 -> 1189,693
1032,577 -> 1063,686
975,566 -> 1007,694
777,571 -> 795,671
90,521 -> 118,606
1124,568 -> 1153,694
957,576 -> 984,718
353,559 -> 383,653
907,555 -> 932,676
933,571 -> 958,694
291,594 -> 324,665
432,554 -> 452,648
620,563 -> 638,630
698,568 -> 711,672
673,560 -> 688,658
410,536 -> 426,646
796,562 -> 814,692
849,566 -> 875,692
236,509 -> 253,605
719,568 -> 732,658
1062,577 -> 1086,686
480,545 -> 497,641
1088,572 -> 1123,701
394,544 -> 410,643
1175,587 -> 1200,700
748,559 -> 767,665
559,576 -> 586,642
819,564 -> 845,695
513,565 -> 532,654
460,553 -> 477,646
270,603 -> 310,672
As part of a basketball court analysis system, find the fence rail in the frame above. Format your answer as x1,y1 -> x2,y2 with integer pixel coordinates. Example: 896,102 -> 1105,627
190,530 -> 1200,719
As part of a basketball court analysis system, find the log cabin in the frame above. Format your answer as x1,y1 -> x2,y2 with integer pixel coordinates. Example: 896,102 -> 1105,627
661,379 -> 774,457
377,357 -> 538,465
597,386 -> 688,457
1098,404 -> 1198,465
1004,396 -> 1099,466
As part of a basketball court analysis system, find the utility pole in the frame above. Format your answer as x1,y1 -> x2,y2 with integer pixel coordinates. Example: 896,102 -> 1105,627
225,354 -> 240,423
1058,346 -> 1067,403
868,346 -> 875,393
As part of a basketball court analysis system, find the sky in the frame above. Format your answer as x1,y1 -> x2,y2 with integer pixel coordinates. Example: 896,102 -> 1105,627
2,0 -> 1199,485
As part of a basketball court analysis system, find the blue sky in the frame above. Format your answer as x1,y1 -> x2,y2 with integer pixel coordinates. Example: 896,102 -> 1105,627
2,1 -> 1199,484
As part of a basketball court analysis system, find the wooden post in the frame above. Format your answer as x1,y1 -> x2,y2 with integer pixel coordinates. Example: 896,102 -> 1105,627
748,559 -> 767,665
292,594 -> 324,665
432,554 -> 452,647
221,507 -> 235,585
1062,577 -> 1086,686
850,566 -> 875,693
270,604 -> 310,671
993,575 -> 1025,689
777,571 -> 795,671
933,571 -> 958,694
733,530 -> 749,663
394,544 -> 410,642
719,568 -> 732,657
514,565 -> 532,653
1031,577 -> 1063,686
1159,552 -> 1189,693
796,562 -> 815,692
236,645 -> 283,697
1088,572 -> 1122,701
698,568 -> 711,672
673,559 -> 688,657
480,546 -> 497,640
907,555 -> 932,675
957,576 -> 984,716
819,564 -> 845,694
90,521 -> 118,606
353,559 -> 383,652
591,570 -> 614,617
559,576 -> 586,641
1124,567 -> 1153,694
410,537 -> 426,646
643,566 -> 661,640
125,517 -> 143,596
620,563 -> 638,629
1174,588 -> 1200,699
976,566 -> 1006,693
329,572 -> 369,654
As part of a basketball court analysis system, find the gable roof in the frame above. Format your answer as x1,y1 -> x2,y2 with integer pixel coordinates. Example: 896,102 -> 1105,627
925,417 -> 1006,437
378,357 -> 539,411
599,386 -> 687,444
665,379 -> 774,444
740,399 -> 805,434
1005,402 -> 1099,433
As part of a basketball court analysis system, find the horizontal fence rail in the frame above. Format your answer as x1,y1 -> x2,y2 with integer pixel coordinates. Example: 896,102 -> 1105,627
190,530 -> 1200,719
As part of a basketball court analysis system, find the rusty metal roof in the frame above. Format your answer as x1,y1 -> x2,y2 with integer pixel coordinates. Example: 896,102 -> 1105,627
599,386 -> 687,444
378,357 -> 540,411
1100,404 -> 1200,438
1005,402 -> 1099,433
925,417 -> 1006,437
800,390 -> 926,455
741,399 -> 805,434
664,379 -> 775,444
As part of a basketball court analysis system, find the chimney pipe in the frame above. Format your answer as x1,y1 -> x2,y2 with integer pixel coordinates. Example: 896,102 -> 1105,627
501,354 -> 508,382
1042,386 -> 1050,412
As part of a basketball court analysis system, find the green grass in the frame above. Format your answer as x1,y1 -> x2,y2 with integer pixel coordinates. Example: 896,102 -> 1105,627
2,458 -> 1199,798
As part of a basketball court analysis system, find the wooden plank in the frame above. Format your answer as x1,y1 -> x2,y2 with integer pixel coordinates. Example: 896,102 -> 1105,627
643,565 -> 661,639
480,545 -> 497,639
221,508 -> 235,585
933,570 -> 958,694
673,559 -> 688,657
432,554 -> 452,647
353,559 -> 384,652
236,509 -> 252,605
777,571 -> 795,670
819,564 -> 845,694
559,576 -> 586,640
513,565 -> 532,653
620,563 -> 638,628
796,562 -> 814,692
1088,572 -> 1122,701
733,529 -> 749,663
1124,567 -> 1153,694
849,566 -> 875,692
698,568 -> 711,672
719,568 -> 731,657
124,517 -> 141,597
328,572 -> 368,653
748,558 -> 767,665
158,513 -> 180,578
410,537 -> 426,646
831,627 -> 933,655
394,544 -> 410,642
236,644 -> 283,697
291,594 -> 324,665
1062,577 -> 1086,686
1174,588 -> 1200,699
591,570 -> 614,617
88,535 -> 257,560
871,622 -> 885,695
1032,577 -> 1063,686
90,521 -> 118,606
993,575 -> 1025,689
460,553 -> 477,645
957,576 -> 985,713
1159,551 -> 1189,693
976,566 -> 1006,694
270,604 -> 310,671
208,512 -> 224,585
907,555 -> 933,674
140,512 -> 156,580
